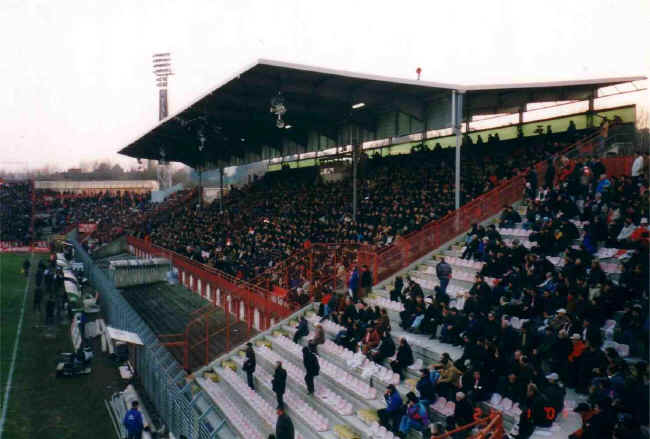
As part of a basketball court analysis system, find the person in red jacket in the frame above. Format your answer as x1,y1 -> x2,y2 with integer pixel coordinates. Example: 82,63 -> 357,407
628,218 -> 649,248
558,156 -> 576,183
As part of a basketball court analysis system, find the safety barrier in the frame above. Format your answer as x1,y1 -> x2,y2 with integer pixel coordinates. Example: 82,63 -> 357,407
127,236 -> 293,336
69,232 -> 231,438
358,170 -> 526,284
251,242 -> 360,293
359,130 -> 637,284
431,411 -> 504,439
157,303 -> 245,372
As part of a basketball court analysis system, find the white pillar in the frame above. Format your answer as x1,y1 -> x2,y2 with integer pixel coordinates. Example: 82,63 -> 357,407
206,284 -> 211,301
254,308 -> 260,330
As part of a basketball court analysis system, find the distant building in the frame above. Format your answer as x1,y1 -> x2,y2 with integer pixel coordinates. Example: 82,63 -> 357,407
34,180 -> 159,194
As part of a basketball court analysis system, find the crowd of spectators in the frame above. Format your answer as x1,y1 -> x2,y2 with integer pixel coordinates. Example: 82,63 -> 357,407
141,129 -> 579,280
31,189 -> 193,246
0,182 -> 33,244
311,161 -> 648,438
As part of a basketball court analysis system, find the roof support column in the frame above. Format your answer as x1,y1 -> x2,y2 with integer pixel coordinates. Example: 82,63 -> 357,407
587,89 -> 596,128
452,90 -> 465,211
219,167 -> 224,215
352,141 -> 360,223
198,167 -> 203,208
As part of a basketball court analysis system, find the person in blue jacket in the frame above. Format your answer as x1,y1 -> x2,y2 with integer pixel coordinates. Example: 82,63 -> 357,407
123,400 -> 144,439
378,384 -> 403,433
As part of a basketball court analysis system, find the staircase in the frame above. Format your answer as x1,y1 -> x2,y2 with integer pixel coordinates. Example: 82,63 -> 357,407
192,203 -> 632,439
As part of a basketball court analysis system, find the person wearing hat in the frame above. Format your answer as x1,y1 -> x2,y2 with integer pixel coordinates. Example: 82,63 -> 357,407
243,342 -> 256,390
549,308 -> 570,331
452,391 -> 474,427
543,372 -> 565,418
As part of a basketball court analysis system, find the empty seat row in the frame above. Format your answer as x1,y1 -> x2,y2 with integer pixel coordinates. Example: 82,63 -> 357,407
270,335 -> 378,400
255,345 -> 355,416
231,355 -> 329,431
197,377 -> 266,439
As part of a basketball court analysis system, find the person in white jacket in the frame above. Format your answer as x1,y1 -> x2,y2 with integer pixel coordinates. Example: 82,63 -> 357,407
631,152 -> 644,178
617,218 -> 637,242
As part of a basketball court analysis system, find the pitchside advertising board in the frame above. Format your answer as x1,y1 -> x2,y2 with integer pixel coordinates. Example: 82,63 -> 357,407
0,241 -> 49,253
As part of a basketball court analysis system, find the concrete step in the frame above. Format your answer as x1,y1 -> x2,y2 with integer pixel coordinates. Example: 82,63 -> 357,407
229,356 -> 334,439
197,376 -> 272,439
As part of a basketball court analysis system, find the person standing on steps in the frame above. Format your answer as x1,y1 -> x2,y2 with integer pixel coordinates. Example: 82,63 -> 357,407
436,258 -> 452,296
243,342 -> 256,390
272,361 -> 287,409
302,342 -> 319,395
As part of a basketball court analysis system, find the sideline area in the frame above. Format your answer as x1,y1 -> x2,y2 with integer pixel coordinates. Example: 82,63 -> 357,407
0,253 -> 32,438
0,253 -> 122,439
0,254 -> 31,417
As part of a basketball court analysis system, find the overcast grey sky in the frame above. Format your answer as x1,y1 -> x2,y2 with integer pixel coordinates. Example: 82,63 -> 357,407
1,0 -> 648,171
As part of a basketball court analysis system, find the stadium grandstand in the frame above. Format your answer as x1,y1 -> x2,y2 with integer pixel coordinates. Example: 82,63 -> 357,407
4,60 -> 647,439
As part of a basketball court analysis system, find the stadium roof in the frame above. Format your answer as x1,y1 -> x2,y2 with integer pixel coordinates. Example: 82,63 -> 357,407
119,59 -> 644,168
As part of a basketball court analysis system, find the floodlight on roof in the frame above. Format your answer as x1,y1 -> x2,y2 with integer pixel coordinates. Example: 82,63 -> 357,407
284,125 -> 292,129
352,102 -> 365,109
270,92 -> 287,129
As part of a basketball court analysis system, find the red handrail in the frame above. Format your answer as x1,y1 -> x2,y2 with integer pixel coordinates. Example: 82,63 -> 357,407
431,412 -> 503,439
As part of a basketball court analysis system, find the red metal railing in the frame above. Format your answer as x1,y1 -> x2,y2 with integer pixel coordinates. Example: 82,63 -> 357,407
431,411 -> 504,439
251,242 -> 361,296
158,302 -> 247,372
127,236 -> 293,333
359,130 -> 635,284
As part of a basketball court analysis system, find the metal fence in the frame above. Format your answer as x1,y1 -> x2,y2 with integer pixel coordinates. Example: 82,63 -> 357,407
358,130 -> 638,284
70,232 -> 233,439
